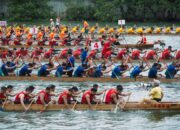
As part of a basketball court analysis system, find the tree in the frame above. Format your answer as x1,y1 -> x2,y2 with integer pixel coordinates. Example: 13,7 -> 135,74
7,0 -> 54,21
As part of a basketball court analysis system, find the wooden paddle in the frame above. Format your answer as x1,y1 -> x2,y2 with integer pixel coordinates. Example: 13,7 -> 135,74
1,97 -> 8,110
121,93 -> 131,110
93,102 -> 99,110
71,101 -> 78,111
24,99 -> 35,113
39,103 -> 49,113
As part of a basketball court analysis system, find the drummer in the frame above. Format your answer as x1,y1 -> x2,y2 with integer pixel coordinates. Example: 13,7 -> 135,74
141,79 -> 164,104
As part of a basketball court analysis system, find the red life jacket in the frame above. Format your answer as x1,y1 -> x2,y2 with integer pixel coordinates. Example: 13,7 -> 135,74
162,48 -> 170,59
81,90 -> 95,104
14,91 -> 30,103
0,92 -> 6,101
73,49 -> 81,58
141,36 -> 147,44
146,50 -> 156,59
36,90 -> 51,104
132,50 -> 140,59
117,49 -> 126,59
88,50 -> 97,59
105,89 -> 118,104
58,90 -> 72,104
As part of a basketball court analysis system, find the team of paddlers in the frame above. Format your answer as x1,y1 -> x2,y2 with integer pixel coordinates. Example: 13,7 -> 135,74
0,80 -> 163,111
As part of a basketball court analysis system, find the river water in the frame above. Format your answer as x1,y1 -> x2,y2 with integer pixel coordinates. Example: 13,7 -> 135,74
0,35 -> 180,130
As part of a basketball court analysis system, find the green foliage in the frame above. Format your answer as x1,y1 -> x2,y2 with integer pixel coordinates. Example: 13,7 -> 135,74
65,6 -> 96,21
7,0 -> 55,21
65,0 -> 180,22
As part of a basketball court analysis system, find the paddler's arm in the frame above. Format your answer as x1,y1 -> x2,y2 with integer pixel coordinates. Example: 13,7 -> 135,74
39,93 -> 47,106
119,92 -> 131,96
85,95 -> 93,109
62,95 -> 70,109
96,89 -> 107,95
20,94 -> 28,111
112,93 -> 118,104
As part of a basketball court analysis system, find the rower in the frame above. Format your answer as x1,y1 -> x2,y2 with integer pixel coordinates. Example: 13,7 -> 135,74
165,62 -> 180,79
14,86 -> 35,111
139,33 -> 147,44
0,86 -> 7,104
91,63 -> 107,77
38,62 -> 55,77
148,63 -> 164,79
141,79 -> 163,104
15,47 -> 29,58
81,87 -> 102,109
0,61 -> 16,76
6,85 -> 16,97
58,86 -> 81,108
131,49 -> 141,60
55,63 -> 73,77
67,52 -> 75,67
161,46 -> 175,59
117,48 -> 128,60
36,86 -> 53,106
19,63 -> 36,76
144,49 -> 158,60
74,64 -> 91,77
111,64 -> 128,78
105,85 -> 131,108
81,47 -> 88,64
130,64 -> 149,79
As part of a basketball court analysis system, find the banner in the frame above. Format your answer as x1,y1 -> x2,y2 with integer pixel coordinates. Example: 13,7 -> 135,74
91,42 -> 102,50
0,21 -> 7,26
118,20 -> 125,25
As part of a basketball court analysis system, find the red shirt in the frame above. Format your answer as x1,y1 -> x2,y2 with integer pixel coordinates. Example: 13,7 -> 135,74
162,48 -> 170,59
16,49 -> 28,57
14,38 -> 21,45
0,92 -> 6,101
81,90 -> 95,104
60,48 -> 68,58
14,91 -> 30,103
117,49 -> 126,59
73,49 -> 81,58
31,49 -> 42,58
102,42 -> 111,55
44,49 -> 53,58
58,90 -> 72,104
1,51 -> 8,58
105,89 -> 118,104
88,50 -> 97,59
131,50 -> 140,59
36,90 -> 51,104
146,50 -> 156,59
27,39 -> 33,46
141,36 -> 147,44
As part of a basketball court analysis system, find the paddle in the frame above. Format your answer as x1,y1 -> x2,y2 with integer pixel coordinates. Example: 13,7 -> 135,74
39,103 -> 49,113
93,102 -> 99,110
114,93 -> 131,112
24,99 -> 35,113
71,101 -> 77,111
121,93 -> 131,110
0,98 -> 8,111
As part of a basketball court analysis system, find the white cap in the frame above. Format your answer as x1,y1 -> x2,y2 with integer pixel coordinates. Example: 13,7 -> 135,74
153,79 -> 160,86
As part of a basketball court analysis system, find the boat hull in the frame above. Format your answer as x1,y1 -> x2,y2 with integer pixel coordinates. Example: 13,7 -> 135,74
0,76 -> 179,83
1,102 -> 180,111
